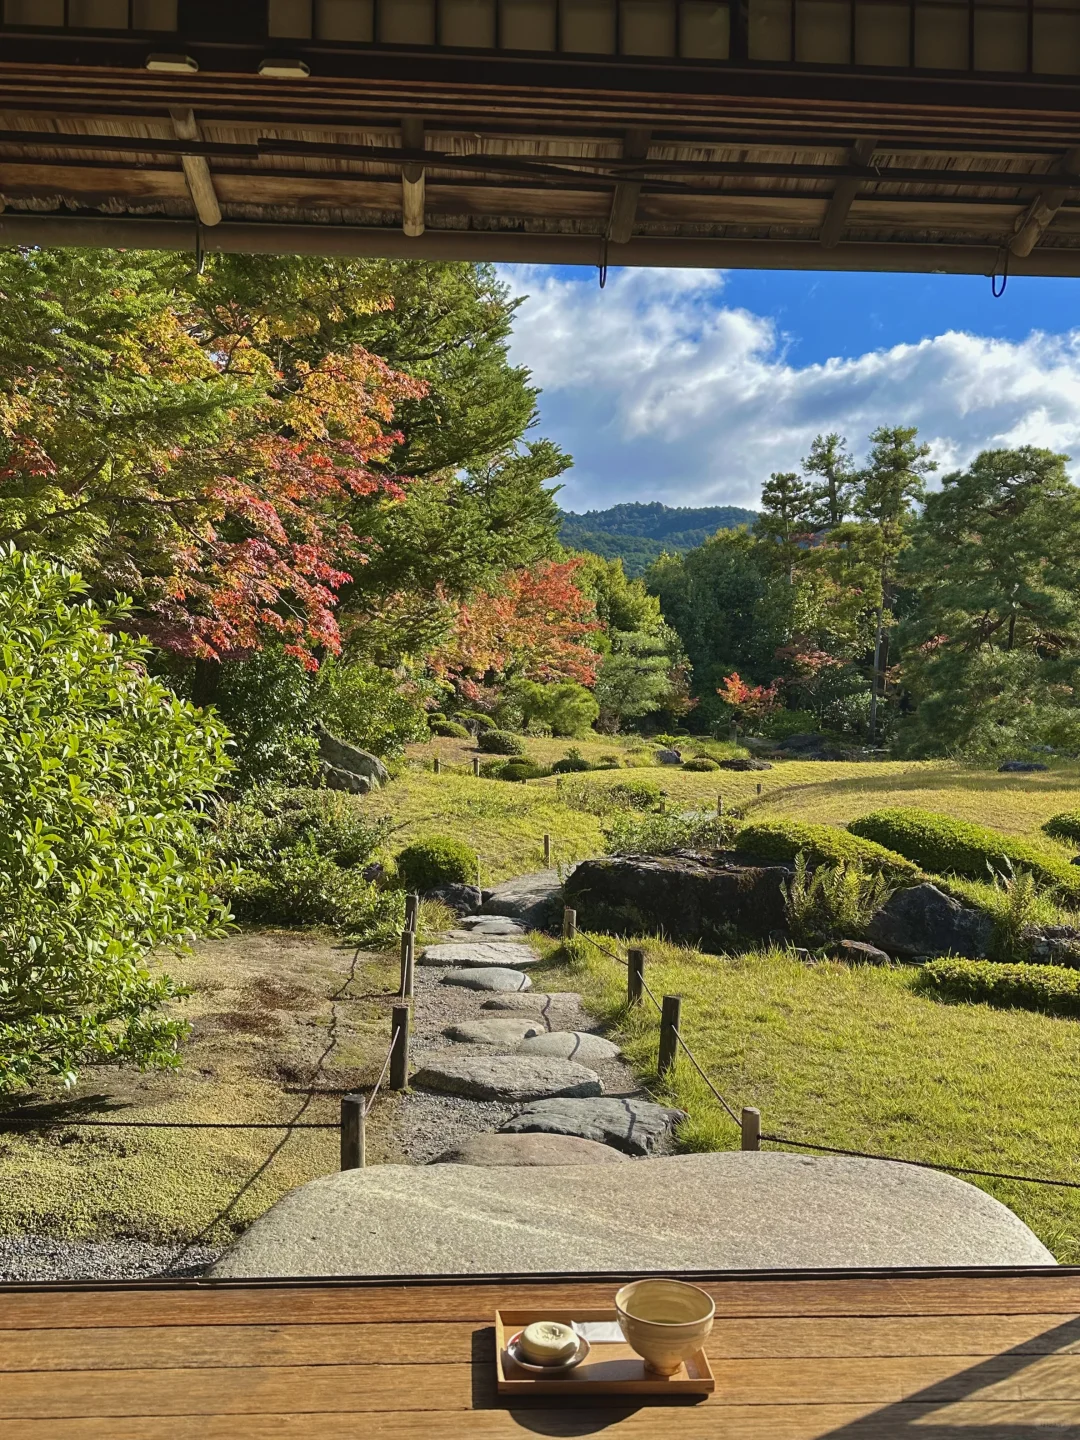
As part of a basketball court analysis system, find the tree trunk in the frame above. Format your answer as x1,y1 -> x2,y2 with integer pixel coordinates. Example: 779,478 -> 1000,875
868,599 -> 885,745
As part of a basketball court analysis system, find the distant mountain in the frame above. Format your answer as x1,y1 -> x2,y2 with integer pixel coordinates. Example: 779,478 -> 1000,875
559,501 -> 757,577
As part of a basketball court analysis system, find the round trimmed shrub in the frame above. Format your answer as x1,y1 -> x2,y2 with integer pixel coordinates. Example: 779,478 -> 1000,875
477,729 -> 525,755
1044,811 -> 1080,846
430,719 -> 470,738
849,808 -> 1080,897
500,759 -> 551,783
395,836 -> 479,891
551,748 -> 592,774
456,710 -> 496,733
735,818 -> 917,876
683,756 -> 720,772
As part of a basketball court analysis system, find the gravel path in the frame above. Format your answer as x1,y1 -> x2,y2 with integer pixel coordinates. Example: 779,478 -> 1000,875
0,1237 -> 221,1282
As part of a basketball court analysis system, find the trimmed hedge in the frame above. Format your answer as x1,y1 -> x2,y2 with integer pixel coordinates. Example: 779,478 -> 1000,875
683,757 -> 720,772
849,808 -> 1080,897
430,719 -> 470,738
395,835 -> 479,891
734,818 -> 917,876
1044,811 -> 1080,846
552,752 -> 592,774
477,729 -> 525,755
918,957 -> 1080,1019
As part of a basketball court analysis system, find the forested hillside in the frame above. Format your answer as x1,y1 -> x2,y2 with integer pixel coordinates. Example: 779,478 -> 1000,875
559,501 -> 756,575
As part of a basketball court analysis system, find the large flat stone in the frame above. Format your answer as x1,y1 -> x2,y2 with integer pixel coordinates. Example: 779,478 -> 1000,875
440,968 -> 531,992
501,1097 -> 682,1155
412,1054 -> 602,1102
211,1152 -> 1055,1278
444,930 -> 532,943
516,1031 -> 621,1062
480,870 -> 567,930
456,916 -> 529,935
431,1134 -> 627,1167
444,1018 -> 542,1046
420,942 -> 541,968
482,992 -> 580,1012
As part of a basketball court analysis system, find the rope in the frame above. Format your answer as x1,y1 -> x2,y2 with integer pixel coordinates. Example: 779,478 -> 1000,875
364,1026 -> 401,1117
671,1026 -> 741,1125
760,1134 -> 1080,1191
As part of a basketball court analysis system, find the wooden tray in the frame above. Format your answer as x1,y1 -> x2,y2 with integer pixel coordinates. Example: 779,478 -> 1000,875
495,1308 -> 715,1397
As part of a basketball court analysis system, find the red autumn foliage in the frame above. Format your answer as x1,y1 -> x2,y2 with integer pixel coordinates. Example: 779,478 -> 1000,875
716,670 -> 782,717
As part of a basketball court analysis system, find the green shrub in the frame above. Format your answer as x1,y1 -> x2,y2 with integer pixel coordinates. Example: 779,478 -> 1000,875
594,753 -> 623,770
561,777 -> 662,815
455,710 -> 496,733
1044,811 -> 1080,846
222,854 -> 401,938
849,808 -> 1080,897
917,957 -> 1080,1019
477,729 -> 525,755
784,854 -> 896,946
552,747 -> 592,774
604,811 -> 739,856
516,679 -> 599,738
395,836 -> 479,891
499,759 -> 551,783
430,719 -> 470,738
212,786 -> 389,870
683,757 -> 720,772
735,819 -> 917,876
313,657 -> 431,759
0,549 -> 232,1090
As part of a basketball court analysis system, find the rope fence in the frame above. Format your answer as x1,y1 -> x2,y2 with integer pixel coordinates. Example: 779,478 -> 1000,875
562,906 -> 1080,1194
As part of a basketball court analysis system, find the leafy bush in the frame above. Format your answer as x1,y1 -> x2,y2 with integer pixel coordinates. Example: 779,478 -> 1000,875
1044,811 -> 1080,846
0,549 -> 231,1090
396,836 -> 479,891
594,753 -> 623,769
477,729 -> 526,755
917,958 -> 1080,1019
756,708 -> 820,741
604,811 -> 739,856
499,759 -> 552,783
784,855 -> 895,946
552,747 -> 592,774
455,710 -> 496,733
210,787 -> 401,939
516,679 -> 599,738
430,719 -> 471,738
735,819 -> 917,876
560,777 -> 662,815
849,808 -> 1080,897
683,757 -> 720,772
313,657 -> 431,760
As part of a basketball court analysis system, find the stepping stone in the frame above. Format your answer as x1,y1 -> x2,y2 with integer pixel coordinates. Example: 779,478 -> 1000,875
420,942 -> 541,968
444,1018 -> 542,1046
517,1031 -> 622,1063
482,992 -> 581,1012
443,929 -> 533,943
456,916 -> 529,935
412,1055 -> 603,1102
501,1097 -> 684,1156
441,968 -> 532,992
431,1133 -> 627,1166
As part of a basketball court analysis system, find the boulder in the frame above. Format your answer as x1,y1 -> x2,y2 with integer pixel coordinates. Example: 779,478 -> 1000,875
315,725 -> 389,789
776,732 -> 850,761
423,883 -> 481,915
517,1031 -> 621,1063
563,854 -> 789,944
500,1097 -> 683,1155
209,1152 -> 1056,1278
656,748 -> 682,766
999,760 -> 1050,773
456,916 -> 528,935
482,992 -> 581,1012
831,939 -> 893,966
718,757 -> 772,771
440,968 -> 532,992
419,942 -> 541,968
431,1134 -> 627,1166
867,883 -> 994,959
443,1018 -> 543,1046
412,1054 -> 602,1102
320,763 -> 371,795
480,870 -> 567,930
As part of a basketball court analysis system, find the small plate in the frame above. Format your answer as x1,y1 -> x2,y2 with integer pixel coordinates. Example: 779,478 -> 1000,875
505,1331 -> 592,1375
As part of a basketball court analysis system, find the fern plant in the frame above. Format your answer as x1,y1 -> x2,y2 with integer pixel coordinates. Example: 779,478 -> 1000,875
784,853 -> 896,946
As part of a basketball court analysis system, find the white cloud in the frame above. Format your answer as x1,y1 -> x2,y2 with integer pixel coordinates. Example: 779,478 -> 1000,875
499,264 -> 1080,511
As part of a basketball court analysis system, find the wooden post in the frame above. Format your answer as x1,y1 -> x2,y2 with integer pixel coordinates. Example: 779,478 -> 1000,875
717,794 -> 724,816
405,892 -> 419,932
543,833 -> 551,866
628,946 -> 645,1006
658,994 -> 682,1077
340,1094 -> 366,1170
741,1106 -> 761,1152
659,797 -> 666,814
562,906 -> 577,939
433,755 -> 441,775
756,782 -> 763,796
390,1005 -> 410,1091
399,929 -> 415,999
472,756 -> 481,776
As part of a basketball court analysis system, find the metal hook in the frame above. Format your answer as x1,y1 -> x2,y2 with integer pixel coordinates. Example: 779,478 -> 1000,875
598,235 -> 609,290
990,244 -> 1009,298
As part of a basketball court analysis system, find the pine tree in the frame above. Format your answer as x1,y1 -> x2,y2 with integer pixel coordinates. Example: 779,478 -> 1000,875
755,470 -> 815,582
802,432 -> 855,528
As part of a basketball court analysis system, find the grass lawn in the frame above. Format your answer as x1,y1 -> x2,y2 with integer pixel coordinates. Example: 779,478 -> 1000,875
0,931 -> 406,1245
527,936 -> 1080,1262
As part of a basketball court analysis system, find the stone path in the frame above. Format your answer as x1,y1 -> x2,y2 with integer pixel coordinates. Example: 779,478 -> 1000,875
397,911 -> 682,1166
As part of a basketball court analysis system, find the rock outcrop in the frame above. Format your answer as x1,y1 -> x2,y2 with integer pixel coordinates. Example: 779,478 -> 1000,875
866,883 -> 994,959
316,724 -> 390,791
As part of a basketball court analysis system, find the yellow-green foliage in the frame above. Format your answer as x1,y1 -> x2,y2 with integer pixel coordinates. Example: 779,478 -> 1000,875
526,936 -> 1080,1262
735,818 -> 917,875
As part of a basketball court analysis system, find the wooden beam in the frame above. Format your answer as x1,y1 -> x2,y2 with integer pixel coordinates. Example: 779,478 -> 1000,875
820,136 -> 876,248
606,128 -> 651,245
1010,146 -> 1080,257
401,116 -> 425,238
169,107 -> 221,227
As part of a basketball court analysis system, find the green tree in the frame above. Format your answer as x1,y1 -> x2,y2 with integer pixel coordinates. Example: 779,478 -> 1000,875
515,679 -> 600,737
0,548 -> 231,1090
594,631 -> 681,732
900,447 -> 1080,757
803,432 -> 855,528
755,470 -> 815,581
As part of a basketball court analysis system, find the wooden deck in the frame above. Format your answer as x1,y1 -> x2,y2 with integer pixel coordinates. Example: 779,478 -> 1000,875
2,1267 -> 1080,1436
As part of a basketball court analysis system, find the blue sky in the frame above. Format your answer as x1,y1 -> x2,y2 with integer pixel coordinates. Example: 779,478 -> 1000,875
498,264 -> 1080,512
